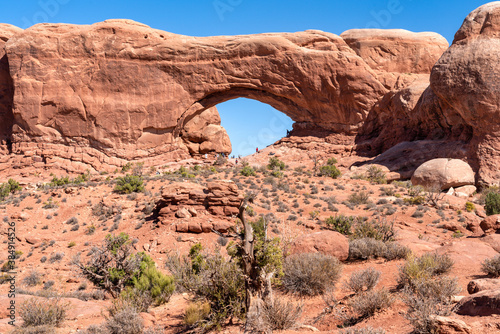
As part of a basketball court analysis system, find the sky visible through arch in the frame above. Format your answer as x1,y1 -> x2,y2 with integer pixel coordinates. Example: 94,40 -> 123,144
0,0 -> 490,156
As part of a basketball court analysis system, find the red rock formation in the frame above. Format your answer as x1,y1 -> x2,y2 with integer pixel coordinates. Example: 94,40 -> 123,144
0,24 -> 22,157
5,20 -> 389,171
156,180 -> 243,222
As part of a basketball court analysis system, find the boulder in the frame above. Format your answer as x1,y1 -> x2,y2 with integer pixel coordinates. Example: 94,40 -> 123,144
454,185 -> 477,197
479,214 -> 500,234
429,315 -> 472,334
467,279 -> 500,295
289,231 -> 349,261
411,159 -> 475,190
453,288 -> 500,316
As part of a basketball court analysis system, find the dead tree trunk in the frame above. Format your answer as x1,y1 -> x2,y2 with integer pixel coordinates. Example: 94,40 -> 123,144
238,198 -> 273,333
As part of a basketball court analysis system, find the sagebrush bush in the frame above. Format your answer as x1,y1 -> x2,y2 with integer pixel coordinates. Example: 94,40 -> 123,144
240,165 -> 256,177
19,297 -> 68,327
114,174 -> 144,194
22,270 -> 42,287
283,253 -> 343,296
268,157 -> 286,170
262,295 -> 302,331
348,192 -> 369,205
481,254 -> 500,277
365,165 -> 387,184
105,306 -> 144,334
485,191 -> 500,216
349,289 -> 393,318
402,276 -> 460,334
343,267 -> 381,293
351,218 -> 395,242
398,253 -> 454,288
348,238 -> 409,261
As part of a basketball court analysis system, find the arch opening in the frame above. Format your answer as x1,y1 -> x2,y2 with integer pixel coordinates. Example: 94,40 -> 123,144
216,98 -> 294,157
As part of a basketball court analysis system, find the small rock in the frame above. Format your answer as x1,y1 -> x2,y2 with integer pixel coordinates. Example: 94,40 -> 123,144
175,208 -> 191,219
467,279 -> 500,294
455,185 -> 477,197
213,221 -> 232,233
188,208 -> 198,217
188,222 -> 203,234
176,222 -> 189,233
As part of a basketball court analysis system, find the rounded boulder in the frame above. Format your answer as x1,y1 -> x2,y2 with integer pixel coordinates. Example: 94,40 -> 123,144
411,158 -> 475,190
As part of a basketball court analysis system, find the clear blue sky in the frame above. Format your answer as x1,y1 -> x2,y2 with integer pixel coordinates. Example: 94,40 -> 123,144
0,0 -> 490,156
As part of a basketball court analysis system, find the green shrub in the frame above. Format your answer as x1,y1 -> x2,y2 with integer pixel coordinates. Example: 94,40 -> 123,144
398,253 -> 454,288
114,175 -> 144,194
131,254 -> 175,307
481,254 -> 500,277
74,233 -> 174,306
283,253 -> 343,296
240,165 -> 256,177
0,178 -> 22,200
19,297 -> 68,327
324,215 -> 355,235
268,157 -> 286,170
326,157 -> 338,165
319,164 -> 341,178
485,192 -> 500,216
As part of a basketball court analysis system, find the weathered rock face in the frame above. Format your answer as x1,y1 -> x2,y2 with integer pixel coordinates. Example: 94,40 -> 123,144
155,180 -> 243,221
359,3 -> 500,187
0,24 -> 22,155
4,20 -> 392,171
411,159 -> 475,190
454,288 -> 500,316
341,29 -> 448,90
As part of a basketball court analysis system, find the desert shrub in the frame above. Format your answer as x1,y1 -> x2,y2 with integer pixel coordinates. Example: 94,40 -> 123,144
240,165 -> 256,177
398,253 -> 454,288
324,215 -> 355,235
268,157 -> 286,170
166,245 -> 246,331
481,254 -> 500,277
351,218 -> 395,242
485,191 -> 500,216
114,174 -> 144,194
105,306 -> 144,334
130,254 -> 175,307
365,165 -> 387,184
261,295 -> 302,331
74,233 -> 174,304
465,201 -> 475,212
339,327 -> 386,334
283,253 -> 343,296
49,252 -> 64,264
19,297 -> 68,327
343,267 -> 381,294
348,238 -> 409,261
319,164 -> 341,179
402,276 -> 461,334
184,301 -> 211,327
22,270 -> 42,287
0,178 -> 22,200
348,192 -> 369,205
349,289 -> 393,318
